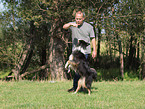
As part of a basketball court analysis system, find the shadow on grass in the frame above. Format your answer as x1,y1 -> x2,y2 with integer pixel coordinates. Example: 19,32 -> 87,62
74,87 -> 98,95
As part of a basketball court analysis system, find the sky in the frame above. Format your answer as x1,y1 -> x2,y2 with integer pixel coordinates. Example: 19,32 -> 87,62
0,2 -> 5,12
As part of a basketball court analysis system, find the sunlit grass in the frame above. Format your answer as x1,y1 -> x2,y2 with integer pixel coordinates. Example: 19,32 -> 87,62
0,80 -> 145,109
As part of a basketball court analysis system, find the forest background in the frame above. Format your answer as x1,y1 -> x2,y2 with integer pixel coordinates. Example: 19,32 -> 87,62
0,0 -> 144,81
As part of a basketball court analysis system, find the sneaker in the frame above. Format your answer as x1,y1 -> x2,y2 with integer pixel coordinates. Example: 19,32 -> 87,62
67,87 -> 75,92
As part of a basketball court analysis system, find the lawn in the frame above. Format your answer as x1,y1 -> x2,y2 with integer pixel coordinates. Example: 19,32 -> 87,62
0,80 -> 145,109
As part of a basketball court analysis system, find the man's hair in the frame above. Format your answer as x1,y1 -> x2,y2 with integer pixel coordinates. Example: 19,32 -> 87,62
76,11 -> 85,17
73,9 -> 85,17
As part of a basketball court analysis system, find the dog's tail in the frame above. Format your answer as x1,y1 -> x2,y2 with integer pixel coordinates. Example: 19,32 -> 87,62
90,68 -> 97,80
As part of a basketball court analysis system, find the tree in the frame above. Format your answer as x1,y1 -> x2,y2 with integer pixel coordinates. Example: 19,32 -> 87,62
118,0 -> 144,70
1,0 -> 144,81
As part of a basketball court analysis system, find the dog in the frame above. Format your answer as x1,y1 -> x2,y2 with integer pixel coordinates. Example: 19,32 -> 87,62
65,50 -> 97,95
65,39 -> 89,73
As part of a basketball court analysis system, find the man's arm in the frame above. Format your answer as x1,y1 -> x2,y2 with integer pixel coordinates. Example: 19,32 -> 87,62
91,38 -> 97,59
63,23 -> 78,29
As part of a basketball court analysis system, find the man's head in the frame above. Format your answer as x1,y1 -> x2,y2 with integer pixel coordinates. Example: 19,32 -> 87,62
75,11 -> 85,25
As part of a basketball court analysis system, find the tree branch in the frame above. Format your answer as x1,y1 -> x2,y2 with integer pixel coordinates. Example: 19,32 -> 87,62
20,65 -> 49,78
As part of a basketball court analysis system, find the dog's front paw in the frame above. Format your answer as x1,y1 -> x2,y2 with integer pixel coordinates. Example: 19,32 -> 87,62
71,91 -> 77,94
67,68 -> 71,73
72,92 -> 77,94
65,61 -> 69,69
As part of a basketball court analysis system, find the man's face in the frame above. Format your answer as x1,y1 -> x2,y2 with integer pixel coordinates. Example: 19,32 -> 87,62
75,13 -> 84,25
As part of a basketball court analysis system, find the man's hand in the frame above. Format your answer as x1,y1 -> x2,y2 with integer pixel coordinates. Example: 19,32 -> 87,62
92,50 -> 97,59
70,23 -> 78,27
63,23 -> 78,29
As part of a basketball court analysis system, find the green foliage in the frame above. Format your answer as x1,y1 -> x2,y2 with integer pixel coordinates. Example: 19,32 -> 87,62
95,68 -> 140,81
0,41 -> 23,69
97,68 -> 120,81
0,0 -> 144,80
124,71 -> 139,81
0,81 -> 145,109
0,69 -> 11,78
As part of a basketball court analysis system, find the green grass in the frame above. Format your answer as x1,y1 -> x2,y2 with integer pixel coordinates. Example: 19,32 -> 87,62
0,69 -> 11,78
0,80 -> 145,109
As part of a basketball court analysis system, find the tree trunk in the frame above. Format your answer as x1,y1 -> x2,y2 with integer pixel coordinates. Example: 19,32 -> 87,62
137,42 -> 139,60
39,46 -> 47,80
49,37 -> 66,80
120,53 -> 124,79
118,39 -> 124,79
97,27 -> 101,65
12,40 -> 34,80
12,21 -> 35,80
128,33 -> 136,69
37,22 -> 51,80
141,34 -> 145,80
109,38 -> 112,62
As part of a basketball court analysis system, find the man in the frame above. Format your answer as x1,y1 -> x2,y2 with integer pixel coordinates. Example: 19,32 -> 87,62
63,10 -> 97,92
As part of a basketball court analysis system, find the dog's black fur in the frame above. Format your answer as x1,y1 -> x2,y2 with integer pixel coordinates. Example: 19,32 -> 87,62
65,50 -> 97,95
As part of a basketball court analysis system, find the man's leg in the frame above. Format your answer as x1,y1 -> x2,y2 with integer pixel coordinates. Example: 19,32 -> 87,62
73,73 -> 81,90
68,73 -> 80,92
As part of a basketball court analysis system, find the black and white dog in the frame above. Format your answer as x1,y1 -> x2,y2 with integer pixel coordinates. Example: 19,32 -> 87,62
65,40 -> 97,95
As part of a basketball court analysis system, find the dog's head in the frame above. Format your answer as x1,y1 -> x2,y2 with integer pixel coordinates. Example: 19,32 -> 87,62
76,39 -> 90,48
72,50 -> 86,61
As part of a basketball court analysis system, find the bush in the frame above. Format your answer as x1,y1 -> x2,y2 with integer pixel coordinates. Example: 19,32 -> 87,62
96,68 -> 140,81
124,71 -> 139,81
